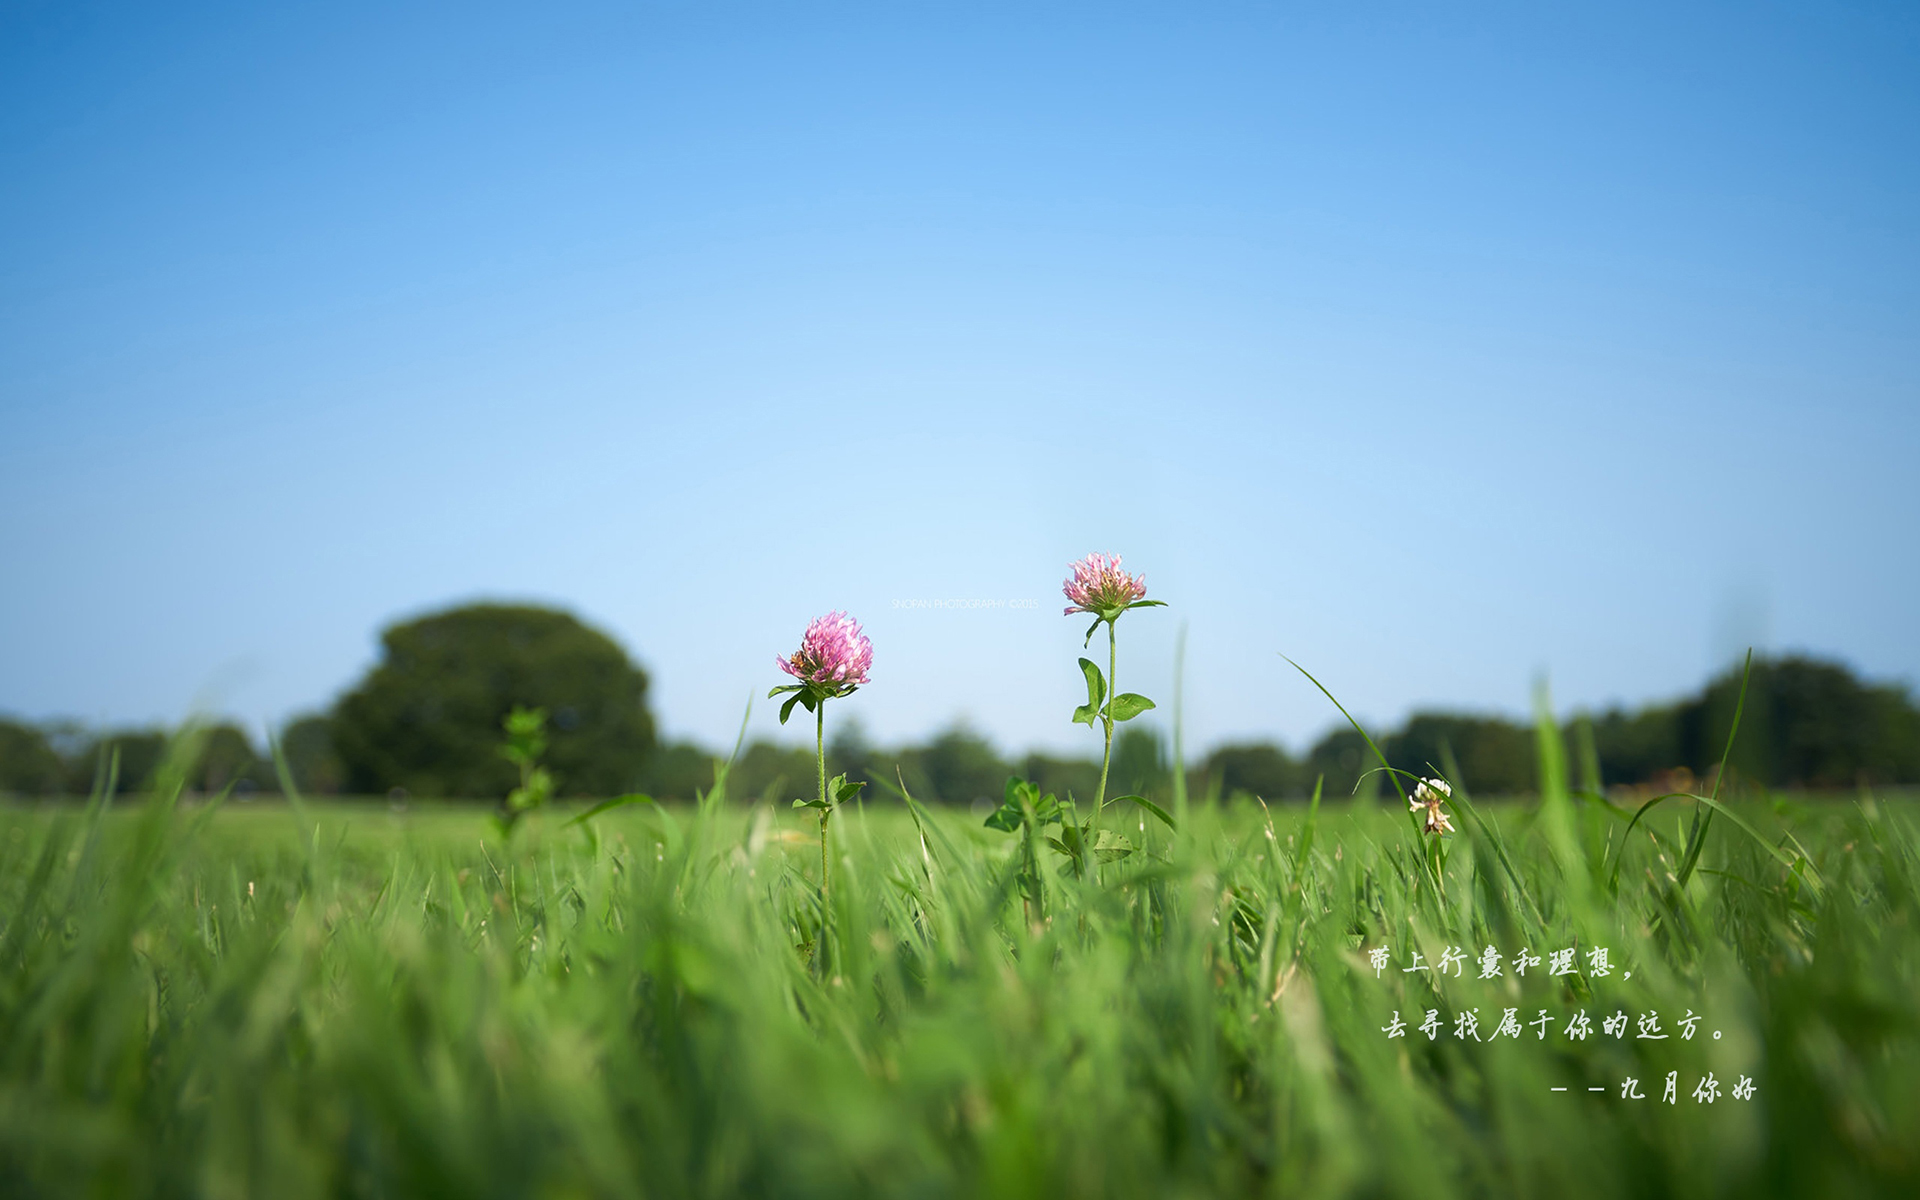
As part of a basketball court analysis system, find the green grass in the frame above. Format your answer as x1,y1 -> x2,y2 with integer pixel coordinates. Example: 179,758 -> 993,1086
1,743 -> 1916,1197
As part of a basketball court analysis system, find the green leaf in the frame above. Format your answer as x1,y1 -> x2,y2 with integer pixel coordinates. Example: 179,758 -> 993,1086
1047,821 -> 1091,868
988,776 -> 1052,832
1124,599 -> 1167,610
1078,658 -> 1107,708
779,694 -> 804,725
1054,823 -> 1087,857
1109,693 -> 1156,722
1093,829 -> 1135,862
832,775 -> 866,805
1082,618 -> 1101,648
792,797 -> 829,810
1073,658 -> 1107,725
1116,794 -> 1176,830
767,683 -> 805,698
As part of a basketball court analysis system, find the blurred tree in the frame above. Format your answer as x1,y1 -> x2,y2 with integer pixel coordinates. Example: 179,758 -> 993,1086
646,740 -> 715,802
1688,656 -> 1920,788
1111,725 -> 1167,799
1305,727 -> 1376,800
331,604 -> 655,799
1020,753 -> 1101,808
192,723 -> 262,794
0,718 -> 65,796
912,725 -> 1006,807
279,715 -> 346,795
728,740 -> 816,805
1586,704 -> 1686,787
826,717 -> 876,795
1386,714 -> 1535,797
1204,741 -> 1300,801
38,720 -> 90,775
64,730 -> 169,795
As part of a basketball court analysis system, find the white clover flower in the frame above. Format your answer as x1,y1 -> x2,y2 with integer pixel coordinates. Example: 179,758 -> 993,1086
1410,777 -> 1454,835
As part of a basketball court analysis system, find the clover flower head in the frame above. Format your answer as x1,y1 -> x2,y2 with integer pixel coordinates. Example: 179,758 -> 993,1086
777,611 -> 872,692
1410,776 -> 1454,835
1411,777 -> 1452,807
1062,553 -> 1148,617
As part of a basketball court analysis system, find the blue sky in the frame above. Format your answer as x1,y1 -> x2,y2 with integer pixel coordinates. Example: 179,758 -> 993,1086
3,1 -> 1917,757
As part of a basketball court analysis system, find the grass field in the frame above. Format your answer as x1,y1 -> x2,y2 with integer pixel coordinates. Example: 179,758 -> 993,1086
1,737 -> 1916,1198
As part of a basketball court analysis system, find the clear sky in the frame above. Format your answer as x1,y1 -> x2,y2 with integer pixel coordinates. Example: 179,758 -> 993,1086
3,1 -> 1917,758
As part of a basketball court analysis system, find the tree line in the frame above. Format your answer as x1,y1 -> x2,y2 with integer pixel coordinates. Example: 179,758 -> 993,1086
2,604 -> 1916,803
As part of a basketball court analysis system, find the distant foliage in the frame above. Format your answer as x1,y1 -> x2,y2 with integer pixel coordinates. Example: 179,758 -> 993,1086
1695,656 -> 1920,787
1582,704 -> 1684,787
0,720 -> 277,798
1110,725 -> 1167,800
645,739 -> 715,802
825,717 -> 877,794
726,741 -> 819,806
0,719 -> 63,796
191,724 -> 263,793
1585,656 -> 1920,790
4,653 -> 1915,803
1386,714 -> 1536,796
69,729 -> 170,795
278,715 -> 345,795
1303,728 -> 1375,799
911,725 -> 1010,808
1194,655 -> 1920,801
330,603 -> 656,799
1208,741 -> 1297,802
1019,752 -> 1102,809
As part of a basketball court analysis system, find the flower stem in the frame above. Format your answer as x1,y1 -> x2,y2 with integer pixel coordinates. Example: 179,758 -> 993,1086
1089,620 -> 1117,872
817,700 -> 829,904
